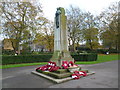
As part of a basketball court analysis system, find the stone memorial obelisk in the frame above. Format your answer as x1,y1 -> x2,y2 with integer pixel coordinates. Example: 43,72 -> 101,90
32,7 -> 95,84
50,7 -> 74,67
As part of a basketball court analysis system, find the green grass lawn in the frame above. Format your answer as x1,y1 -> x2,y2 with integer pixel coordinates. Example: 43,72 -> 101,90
76,54 -> 118,64
0,62 -> 48,69
1,54 -> 118,69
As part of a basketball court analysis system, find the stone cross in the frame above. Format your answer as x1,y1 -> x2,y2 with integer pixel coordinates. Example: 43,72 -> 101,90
50,7 -> 74,67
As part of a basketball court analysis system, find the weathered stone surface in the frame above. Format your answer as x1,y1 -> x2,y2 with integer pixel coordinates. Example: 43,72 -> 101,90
50,7 -> 74,67
31,71 -> 95,83
36,69 -> 72,79
68,66 -> 80,73
31,71 -> 73,83
53,69 -> 69,74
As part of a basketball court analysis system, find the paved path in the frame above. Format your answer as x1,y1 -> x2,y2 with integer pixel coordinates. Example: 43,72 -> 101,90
2,60 -> 118,88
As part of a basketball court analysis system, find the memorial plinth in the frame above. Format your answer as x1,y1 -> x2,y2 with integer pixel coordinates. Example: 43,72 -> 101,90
50,7 -> 74,67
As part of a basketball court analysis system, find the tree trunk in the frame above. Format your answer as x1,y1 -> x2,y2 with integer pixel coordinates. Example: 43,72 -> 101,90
11,40 -> 16,54
72,40 -> 76,52
88,39 -> 93,50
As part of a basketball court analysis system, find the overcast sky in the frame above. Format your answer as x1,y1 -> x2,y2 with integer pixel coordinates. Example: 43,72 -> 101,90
0,0 -> 119,41
39,0 -> 119,21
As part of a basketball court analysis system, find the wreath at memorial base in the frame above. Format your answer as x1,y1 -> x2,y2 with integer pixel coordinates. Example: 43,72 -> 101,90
36,61 -> 87,79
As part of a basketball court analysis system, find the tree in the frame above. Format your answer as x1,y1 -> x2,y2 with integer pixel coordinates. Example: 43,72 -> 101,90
34,19 -> 54,52
99,2 -> 118,50
84,28 -> 99,49
82,12 -> 99,49
66,6 -> 100,51
118,2 -> 120,51
66,5 -> 84,51
43,20 -> 54,52
1,2 -> 44,54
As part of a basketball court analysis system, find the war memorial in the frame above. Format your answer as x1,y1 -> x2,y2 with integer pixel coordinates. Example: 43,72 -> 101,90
32,7 -> 95,83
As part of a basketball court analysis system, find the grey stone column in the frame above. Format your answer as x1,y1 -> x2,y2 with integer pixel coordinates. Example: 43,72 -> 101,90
50,7 -> 74,67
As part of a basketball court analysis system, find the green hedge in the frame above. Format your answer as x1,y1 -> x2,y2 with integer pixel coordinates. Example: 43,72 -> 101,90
2,53 -> 97,65
2,55 -> 52,65
71,53 -> 98,61
2,50 -> 15,55
96,49 -> 119,54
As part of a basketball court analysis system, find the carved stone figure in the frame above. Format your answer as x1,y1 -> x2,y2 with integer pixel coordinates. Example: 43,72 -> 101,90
55,8 -> 61,28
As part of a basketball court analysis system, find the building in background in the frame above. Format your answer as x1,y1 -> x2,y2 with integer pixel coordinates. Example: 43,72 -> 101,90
3,39 -> 14,50
2,39 -> 49,53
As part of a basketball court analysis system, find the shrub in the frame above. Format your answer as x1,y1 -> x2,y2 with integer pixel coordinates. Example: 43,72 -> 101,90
2,53 -> 98,65
95,49 -> 108,54
2,50 -> 15,55
38,52 -> 53,55
96,49 -> 119,54
76,47 -> 91,51
2,55 -> 52,65
109,49 -> 119,53
71,53 -> 98,61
